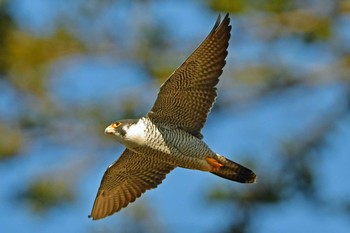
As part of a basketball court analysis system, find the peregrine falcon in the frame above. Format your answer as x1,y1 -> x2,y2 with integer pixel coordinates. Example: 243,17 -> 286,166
89,13 -> 256,220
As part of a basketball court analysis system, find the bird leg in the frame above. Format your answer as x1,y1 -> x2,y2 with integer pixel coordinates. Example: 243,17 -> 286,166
205,157 -> 224,172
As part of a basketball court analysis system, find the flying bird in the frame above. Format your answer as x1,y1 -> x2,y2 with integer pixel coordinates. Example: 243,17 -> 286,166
89,13 -> 256,220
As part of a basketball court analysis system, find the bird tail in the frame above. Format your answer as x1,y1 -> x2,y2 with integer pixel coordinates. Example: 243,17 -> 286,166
211,154 -> 257,183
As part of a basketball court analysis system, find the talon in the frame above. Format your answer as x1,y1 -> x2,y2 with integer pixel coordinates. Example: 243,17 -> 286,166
206,157 -> 223,172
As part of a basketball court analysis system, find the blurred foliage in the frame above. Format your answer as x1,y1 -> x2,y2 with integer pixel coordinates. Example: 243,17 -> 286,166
18,178 -> 75,213
148,62 -> 177,84
232,65 -> 298,91
0,0 -> 349,232
206,1 -> 350,233
207,117 -> 336,232
339,0 -> 350,13
0,0 -> 13,73
274,10 -> 332,41
209,0 -> 294,13
209,0 -> 246,13
135,22 -> 174,84
0,124 -> 23,160
2,29 -> 85,97
119,203 -> 165,233
211,0 -> 333,41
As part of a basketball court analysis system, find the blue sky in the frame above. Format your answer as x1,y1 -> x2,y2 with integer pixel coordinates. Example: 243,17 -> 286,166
1,1 -> 350,233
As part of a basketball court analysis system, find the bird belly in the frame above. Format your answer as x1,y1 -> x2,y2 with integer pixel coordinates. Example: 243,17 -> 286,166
167,135 -> 216,171
126,120 -> 217,171
144,126 -> 216,171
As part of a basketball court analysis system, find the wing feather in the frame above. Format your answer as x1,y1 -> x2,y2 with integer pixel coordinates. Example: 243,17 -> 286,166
89,149 -> 175,220
147,14 -> 231,139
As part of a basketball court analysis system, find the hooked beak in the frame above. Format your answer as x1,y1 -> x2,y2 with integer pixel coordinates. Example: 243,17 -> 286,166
104,125 -> 116,135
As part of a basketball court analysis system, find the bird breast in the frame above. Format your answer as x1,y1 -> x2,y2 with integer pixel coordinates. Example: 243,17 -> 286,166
122,119 -> 148,148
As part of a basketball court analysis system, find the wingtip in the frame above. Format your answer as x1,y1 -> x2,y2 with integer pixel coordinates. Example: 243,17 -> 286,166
222,13 -> 231,26
209,13 -> 231,37
216,13 -> 230,24
214,14 -> 222,29
88,214 -> 95,220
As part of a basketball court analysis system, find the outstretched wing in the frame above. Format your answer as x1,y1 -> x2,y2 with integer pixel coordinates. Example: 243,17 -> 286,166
89,149 -> 175,220
147,14 -> 231,139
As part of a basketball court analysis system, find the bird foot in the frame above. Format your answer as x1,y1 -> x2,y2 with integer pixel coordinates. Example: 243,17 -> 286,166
205,157 -> 223,172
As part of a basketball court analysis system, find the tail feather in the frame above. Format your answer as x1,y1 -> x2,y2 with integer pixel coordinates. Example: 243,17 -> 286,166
211,154 -> 256,183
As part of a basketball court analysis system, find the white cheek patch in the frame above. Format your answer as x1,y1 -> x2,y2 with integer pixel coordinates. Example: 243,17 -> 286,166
124,121 -> 147,146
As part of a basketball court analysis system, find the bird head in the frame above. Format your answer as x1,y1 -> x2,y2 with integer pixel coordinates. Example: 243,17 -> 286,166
104,119 -> 142,143
105,120 -> 131,136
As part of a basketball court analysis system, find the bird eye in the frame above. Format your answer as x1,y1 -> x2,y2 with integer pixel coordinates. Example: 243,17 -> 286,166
112,122 -> 120,128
